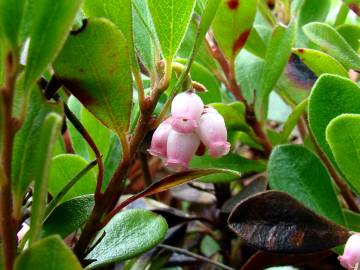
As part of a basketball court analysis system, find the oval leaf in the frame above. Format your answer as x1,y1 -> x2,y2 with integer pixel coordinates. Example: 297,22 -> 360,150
85,209 -> 168,269
211,0 -> 257,61
49,154 -> 97,202
24,0 -> 83,91
303,22 -> 360,70
147,0 -> 196,63
42,195 -> 94,238
53,18 -> 132,133
268,144 -> 345,226
15,236 -> 82,270
326,114 -> 360,196
228,191 -> 350,253
308,74 -> 360,166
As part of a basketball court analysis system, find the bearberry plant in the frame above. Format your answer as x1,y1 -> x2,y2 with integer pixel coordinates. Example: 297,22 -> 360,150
1,0 -> 360,269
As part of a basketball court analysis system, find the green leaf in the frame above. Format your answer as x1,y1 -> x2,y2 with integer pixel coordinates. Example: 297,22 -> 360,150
235,50 -> 263,102
53,18 -> 133,133
256,21 -> 296,119
42,195 -> 94,238
0,0 -> 25,49
190,154 -> 266,183
147,0 -> 196,63
296,0 -> 331,48
49,154 -> 97,202
29,113 -> 63,245
12,86 -> 62,209
293,48 -> 348,77
244,27 -> 267,59
268,144 -> 345,226
15,236 -> 82,270
200,235 -> 220,257
303,22 -> 360,70
308,74 -> 360,166
86,209 -> 168,269
24,0 -> 83,91
344,209 -> 360,232
211,0 -> 257,61
337,24 -> 360,52
342,0 -> 360,16
280,99 -> 308,142
326,114 -> 360,196
210,102 -> 249,132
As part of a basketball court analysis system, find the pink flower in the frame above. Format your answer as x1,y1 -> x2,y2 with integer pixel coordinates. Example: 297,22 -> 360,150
148,118 -> 172,158
196,107 -> 230,157
171,92 -> 204,133
338,233 -> 360,269
165,130 -> 200,171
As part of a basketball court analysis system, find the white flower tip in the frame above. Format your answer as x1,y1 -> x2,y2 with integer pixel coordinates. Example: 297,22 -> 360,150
208,141 -> 231,158
165,159 -> 189,172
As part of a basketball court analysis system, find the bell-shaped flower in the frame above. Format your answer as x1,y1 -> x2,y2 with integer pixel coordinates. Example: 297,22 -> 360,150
165,130 -> 200,171
338,233 -> 360,269
148,118 -> 172,158
171,91 -> 204,133
196,108 -> 230,157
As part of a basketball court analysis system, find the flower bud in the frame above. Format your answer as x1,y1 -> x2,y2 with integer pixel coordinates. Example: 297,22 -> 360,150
171,92 -> 204,133
196,108 -> 230,157
148,118 -> 172,158
338,233 -> 360,269
165,130 -> 200,171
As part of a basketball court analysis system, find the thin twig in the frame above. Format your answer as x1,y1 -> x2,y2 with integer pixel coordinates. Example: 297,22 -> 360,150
159,244 -> 235,270
0,52 -> 19,270
139,152 -> 152,187
63,103 -> 104,200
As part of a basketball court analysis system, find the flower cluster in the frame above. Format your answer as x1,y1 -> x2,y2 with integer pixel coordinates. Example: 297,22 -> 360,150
338,233 -> 360,269
148,91 -> 230,171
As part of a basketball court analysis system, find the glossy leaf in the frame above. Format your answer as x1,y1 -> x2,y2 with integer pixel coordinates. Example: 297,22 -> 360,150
53,18 -> 132,133
0,0 -> 25,48
12,87 -> 62,209
24,0 -> 83,91
326,114 -> 360,195
256,21 -> 296,118
190,154 -> 266,183
268,144 -> 345,225
86,209 -> 168,269
303,22 -> 360,70
15,236 -> 82,270
293,48 -> 348,77
42,195 -> 94,238
49,154 -> 97,202
29,113 -> 63,245
309,74 -> 360,165
147,0 -> 196,63
211,0 -> 257,61
113,168 -> 240,211
228,191 -> 350,253
344,209 -> 360,232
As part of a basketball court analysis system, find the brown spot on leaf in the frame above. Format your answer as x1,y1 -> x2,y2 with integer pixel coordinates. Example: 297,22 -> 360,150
297,48 -> 304,54
227,0 -> 239,10
59,78 -> 94,105
233,30 -> 251,54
